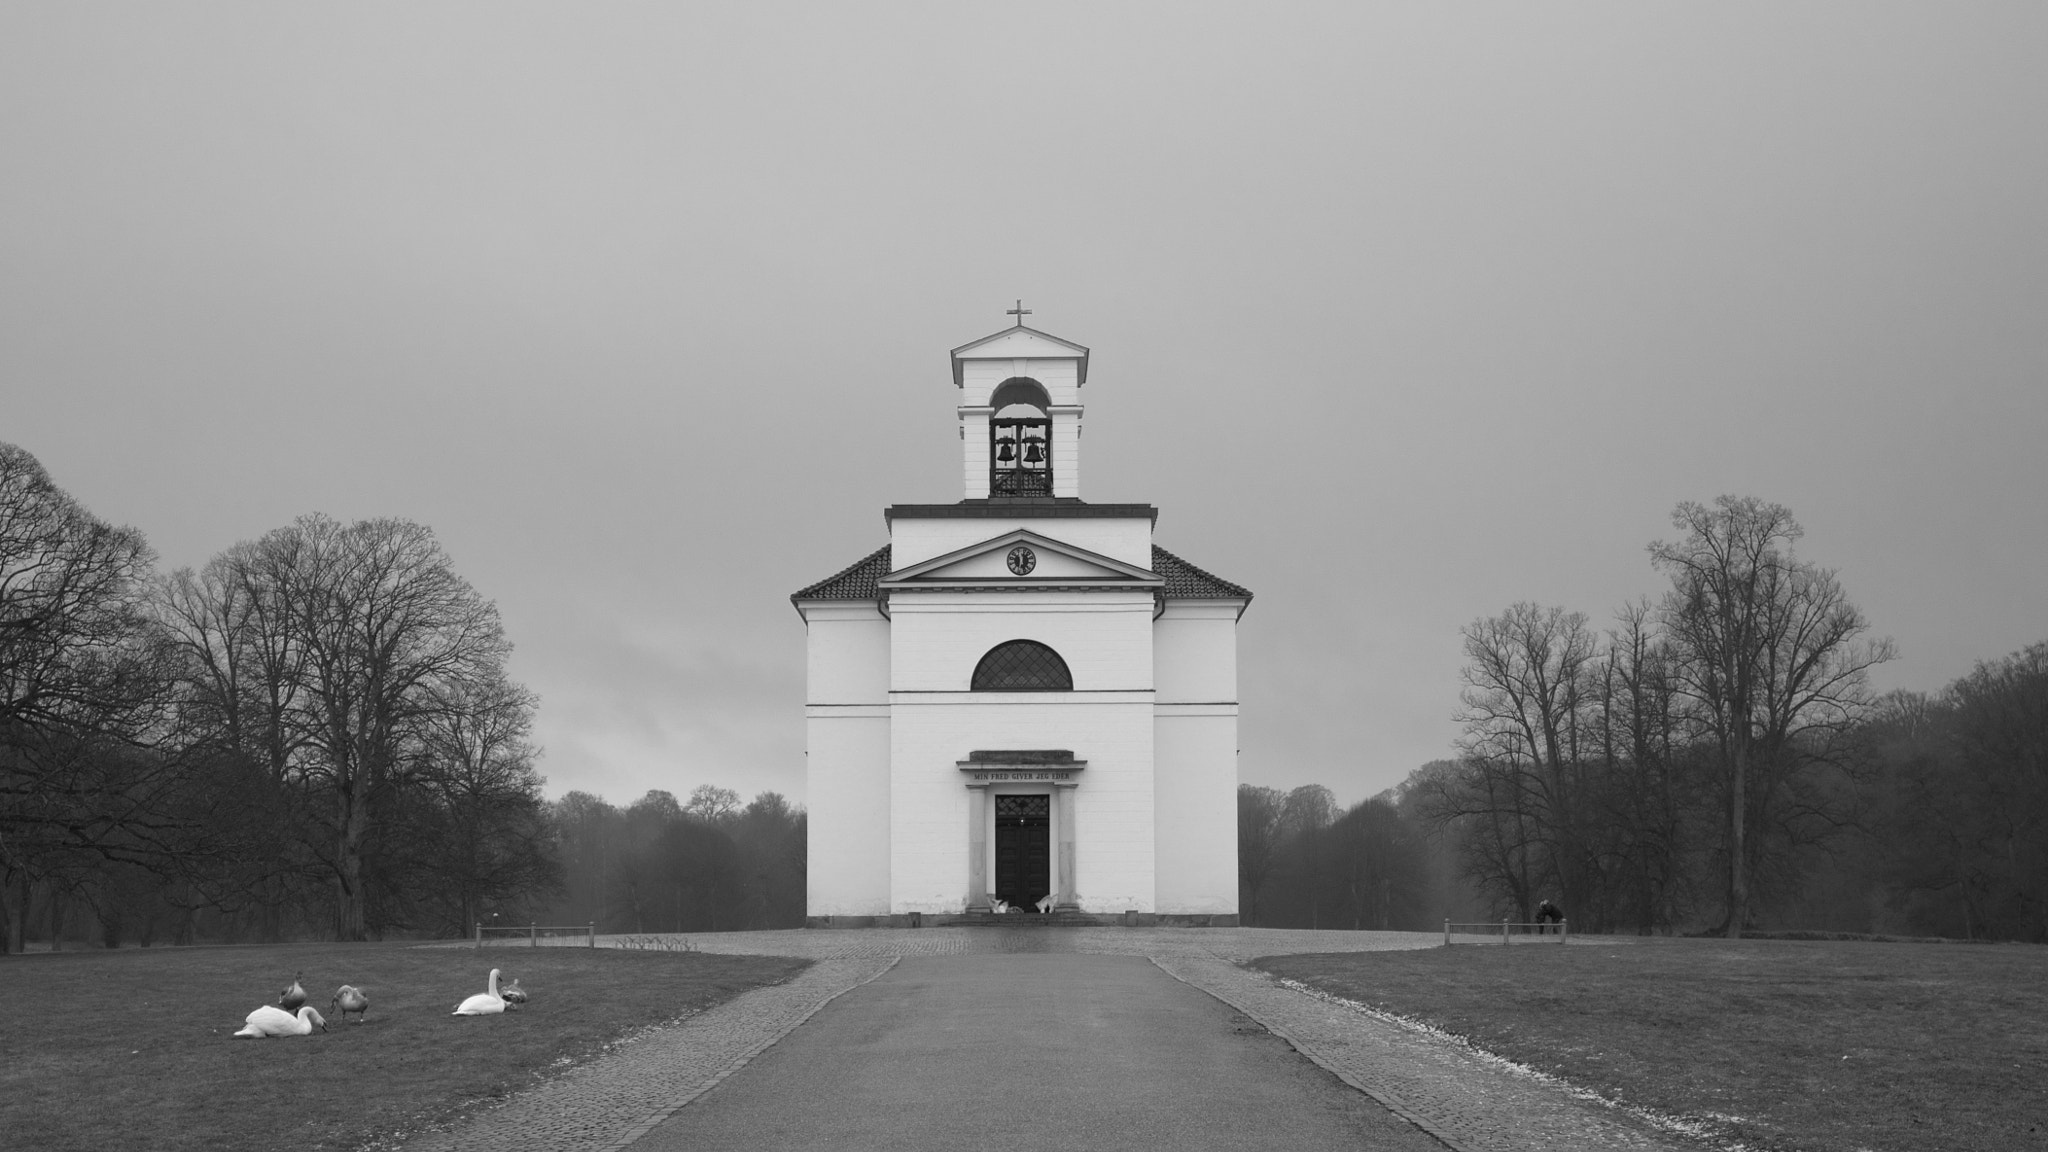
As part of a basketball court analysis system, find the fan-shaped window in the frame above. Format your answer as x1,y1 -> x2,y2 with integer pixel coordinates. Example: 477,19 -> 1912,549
972,640 -> 1073,691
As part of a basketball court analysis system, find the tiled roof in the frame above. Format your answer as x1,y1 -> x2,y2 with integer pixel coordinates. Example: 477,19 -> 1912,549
791,545 -> 890,601
1152,545 -> 1252,600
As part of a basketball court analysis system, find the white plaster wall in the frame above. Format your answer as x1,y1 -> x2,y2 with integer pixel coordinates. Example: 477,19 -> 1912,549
1153,601 -> 1241,703
806,711 -> 891,916
802,602 -> 890,704
890,518 -> 1154,569
958,358 -> 1081,407
1153,708 -> 1239,914
889,592 -> 1155,693
1050,410 -> 1080,499
890,697 -> 1155,913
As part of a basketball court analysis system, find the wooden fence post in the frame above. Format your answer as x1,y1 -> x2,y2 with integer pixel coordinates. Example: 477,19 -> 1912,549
1502,917 -> 1510,945
473,922 -> 481,950
1561,918 -> 1569,944
588,922 -> 596,949
530,922 -> 537,948
1443,918 -> 1450,946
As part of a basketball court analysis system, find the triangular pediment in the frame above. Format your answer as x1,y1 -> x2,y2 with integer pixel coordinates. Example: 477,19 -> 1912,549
949,324 -> 1091,387
878,529 -> 1162,591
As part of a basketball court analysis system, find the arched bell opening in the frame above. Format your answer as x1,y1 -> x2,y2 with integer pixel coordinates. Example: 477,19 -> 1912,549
988,377 -> 1052,497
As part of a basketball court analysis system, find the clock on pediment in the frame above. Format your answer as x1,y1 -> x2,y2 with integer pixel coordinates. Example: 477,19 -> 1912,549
1006,545 -> 1037,575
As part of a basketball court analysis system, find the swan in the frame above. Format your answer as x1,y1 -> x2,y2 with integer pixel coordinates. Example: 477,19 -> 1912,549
279,972 -> 307,1011
500,978 -> 527,1009
331,984 -> 369,1023
235,1005 -> 327,1038
453,968 -> 507,1016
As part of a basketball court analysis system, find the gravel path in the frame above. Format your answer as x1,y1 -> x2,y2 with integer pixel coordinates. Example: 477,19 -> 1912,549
400,928 -> 1712,1152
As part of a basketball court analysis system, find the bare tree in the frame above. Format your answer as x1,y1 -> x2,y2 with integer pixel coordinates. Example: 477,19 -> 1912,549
243,514 -> 517,940
0,443 -> 197,949
1651,496 -> 1893,937
1453,602 -> 1601,920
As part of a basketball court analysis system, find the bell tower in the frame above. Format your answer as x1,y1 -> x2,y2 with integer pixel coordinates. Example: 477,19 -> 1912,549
949,303 -> 1090,501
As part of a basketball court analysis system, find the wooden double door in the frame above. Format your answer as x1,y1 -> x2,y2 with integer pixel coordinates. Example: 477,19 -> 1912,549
993,794 -> 1051,907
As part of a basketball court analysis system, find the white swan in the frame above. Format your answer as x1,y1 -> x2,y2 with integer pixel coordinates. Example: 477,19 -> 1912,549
235,1005 -> 327,1038
330,984 -> 369,1023
453,968 -> 507,1016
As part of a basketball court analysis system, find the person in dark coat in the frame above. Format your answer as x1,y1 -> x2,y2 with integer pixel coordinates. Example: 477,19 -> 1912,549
1535,898 -> 1564,934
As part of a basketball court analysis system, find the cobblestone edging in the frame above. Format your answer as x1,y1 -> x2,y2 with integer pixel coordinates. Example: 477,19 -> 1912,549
1150,953 -> 1708,1152
395,955 -> 899,1152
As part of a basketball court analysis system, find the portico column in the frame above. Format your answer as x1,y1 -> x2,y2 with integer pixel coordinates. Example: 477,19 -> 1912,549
965,783 -> 991,912
1054,781 -> 1078,910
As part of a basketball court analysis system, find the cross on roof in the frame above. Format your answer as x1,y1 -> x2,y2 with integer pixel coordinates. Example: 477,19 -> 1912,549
1006,299 -> 1032,326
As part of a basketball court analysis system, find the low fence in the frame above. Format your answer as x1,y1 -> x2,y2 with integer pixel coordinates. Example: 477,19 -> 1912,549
1444,918 -> 1569,945
474,922 -> 597,949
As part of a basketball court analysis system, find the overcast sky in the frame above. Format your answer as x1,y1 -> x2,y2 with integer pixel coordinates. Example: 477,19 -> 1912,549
5,4 -> 2045,808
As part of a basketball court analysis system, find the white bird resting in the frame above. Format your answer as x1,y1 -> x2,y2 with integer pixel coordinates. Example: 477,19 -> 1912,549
235,1005 -> 327,1038
453,968 -> 508,1016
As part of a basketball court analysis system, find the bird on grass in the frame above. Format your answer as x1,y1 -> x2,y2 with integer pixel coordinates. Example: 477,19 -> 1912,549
279,972 -> 308,1011
331,984 -> 370,1023
235,1005 -> 327,1038
453,968 -> 507,1016
501,978 -> 528,1009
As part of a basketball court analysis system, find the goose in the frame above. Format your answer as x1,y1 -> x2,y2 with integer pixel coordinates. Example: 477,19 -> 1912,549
279,972 -> 307,1011
235,1005 -> 327,1038
330,984 -> 369,1023
452,968 -> 507,1016
500,978 -> 527,1009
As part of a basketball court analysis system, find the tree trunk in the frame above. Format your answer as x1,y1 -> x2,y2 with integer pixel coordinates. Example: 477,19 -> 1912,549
1726,740 -> 1748,938
334,784 -> 371,941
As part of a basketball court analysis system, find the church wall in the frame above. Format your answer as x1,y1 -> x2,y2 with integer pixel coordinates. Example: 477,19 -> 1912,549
805,711 -> 892,916
801,602 -> 893,917
802,602 -> 890,703
889,517 -> 1154,569
1153,708 -> 1239,914
889,697 -> 1156,914
1153,601 -> 1241,703
888,592 -> 1155,692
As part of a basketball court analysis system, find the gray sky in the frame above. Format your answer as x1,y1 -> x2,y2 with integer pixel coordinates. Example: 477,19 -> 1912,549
5,4 -> 2045,808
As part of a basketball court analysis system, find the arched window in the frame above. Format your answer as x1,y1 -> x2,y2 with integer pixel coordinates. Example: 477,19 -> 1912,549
971,640 -> 1073,691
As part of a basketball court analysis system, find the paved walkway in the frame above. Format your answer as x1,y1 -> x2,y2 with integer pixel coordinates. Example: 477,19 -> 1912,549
399,928 -> 1716,1152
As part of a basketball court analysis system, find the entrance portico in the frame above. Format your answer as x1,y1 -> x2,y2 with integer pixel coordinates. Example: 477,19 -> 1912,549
960,751 -> 1082,912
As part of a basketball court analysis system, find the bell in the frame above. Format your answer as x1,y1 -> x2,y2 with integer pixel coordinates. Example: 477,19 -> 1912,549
1022,442 -> 1045,464
996,440 -> 1016,462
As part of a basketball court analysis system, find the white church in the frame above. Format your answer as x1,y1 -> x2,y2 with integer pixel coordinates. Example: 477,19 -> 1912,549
792,313 -> 1251,926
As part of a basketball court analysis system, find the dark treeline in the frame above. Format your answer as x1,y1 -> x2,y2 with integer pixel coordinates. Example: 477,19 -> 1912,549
0,442 -> 556,951
536,785 -> 806,934
1242,495 -> 2048,943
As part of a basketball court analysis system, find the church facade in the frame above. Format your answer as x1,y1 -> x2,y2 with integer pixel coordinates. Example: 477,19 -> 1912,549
792,317 -> 1250,926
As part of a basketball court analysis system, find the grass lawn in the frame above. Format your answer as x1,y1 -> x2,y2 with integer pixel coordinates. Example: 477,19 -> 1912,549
0,940 -> 809,1152
1258,938 -> 2048,1152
